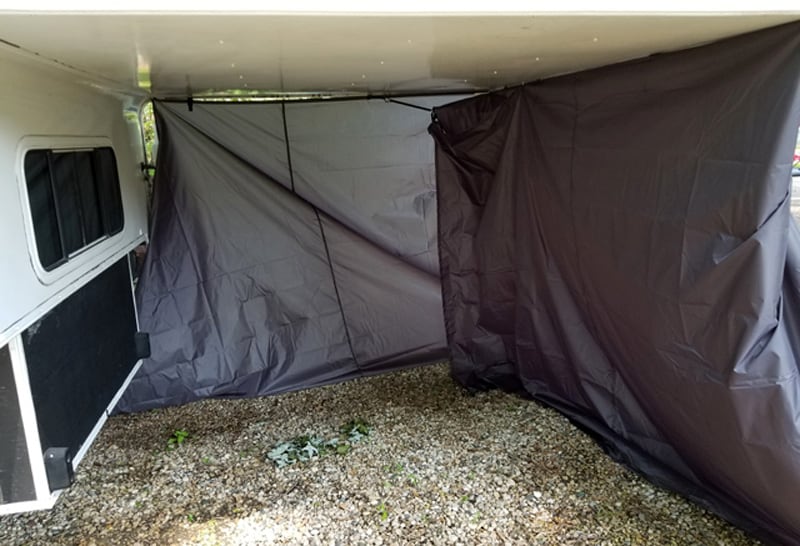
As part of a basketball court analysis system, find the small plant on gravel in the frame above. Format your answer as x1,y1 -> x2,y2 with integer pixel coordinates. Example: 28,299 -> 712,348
377,502 -> 389,521
386,462 -> 404,473
383,460 -> 419,487
167,429 -> 190,451
266,419 -> 371,468
267,435 -> 326,468
340,418 -> 371,442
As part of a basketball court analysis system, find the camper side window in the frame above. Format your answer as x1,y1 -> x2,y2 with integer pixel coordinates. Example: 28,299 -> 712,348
24,147 -> 124,271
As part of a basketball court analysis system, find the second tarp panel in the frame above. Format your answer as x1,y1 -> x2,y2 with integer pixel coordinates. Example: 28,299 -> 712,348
116,97 -> 450,412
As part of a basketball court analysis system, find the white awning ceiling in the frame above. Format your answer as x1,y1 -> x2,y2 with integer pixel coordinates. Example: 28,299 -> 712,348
0,7 -> 798,98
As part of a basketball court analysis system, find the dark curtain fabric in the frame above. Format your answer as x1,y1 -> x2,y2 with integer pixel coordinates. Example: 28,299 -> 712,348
116,97 -> 453,413
431,22 -> 800,544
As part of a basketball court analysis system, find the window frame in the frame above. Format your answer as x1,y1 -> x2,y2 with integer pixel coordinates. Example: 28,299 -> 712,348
17,137 -> 125,285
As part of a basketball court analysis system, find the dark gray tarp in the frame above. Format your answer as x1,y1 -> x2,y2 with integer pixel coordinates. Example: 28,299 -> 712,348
431,22 -> 800,544
116,97 -> 453,412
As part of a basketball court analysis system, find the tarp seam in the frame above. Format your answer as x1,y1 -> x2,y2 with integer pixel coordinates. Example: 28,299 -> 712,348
280,102 -> 360,370
281,102 -> 296,194
314,207 -> 360,371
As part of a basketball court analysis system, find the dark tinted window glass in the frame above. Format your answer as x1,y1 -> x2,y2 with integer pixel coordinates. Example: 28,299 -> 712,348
75,152 -> 103,244
50,153 -> 83,254
93,148 -> 124,235
24,146 -> 124,271
24,151 -> 63,269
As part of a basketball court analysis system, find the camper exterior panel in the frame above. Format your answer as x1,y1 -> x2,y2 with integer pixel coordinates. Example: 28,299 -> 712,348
0,49 -> 147,347
0,45 -> 147,514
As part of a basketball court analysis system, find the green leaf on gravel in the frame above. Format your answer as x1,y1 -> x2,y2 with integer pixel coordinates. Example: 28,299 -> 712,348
377,502 -> 389,520
166,429 -> 190,451
266,419 -> 371,467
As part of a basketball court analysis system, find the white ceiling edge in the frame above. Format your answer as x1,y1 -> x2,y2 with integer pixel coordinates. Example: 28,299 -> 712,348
2,1 -> 799,15
0,38 -> 149,102
1,10 -> 798,101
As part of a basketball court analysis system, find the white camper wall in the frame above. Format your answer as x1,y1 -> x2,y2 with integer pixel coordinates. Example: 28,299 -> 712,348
0,46 -> 148,346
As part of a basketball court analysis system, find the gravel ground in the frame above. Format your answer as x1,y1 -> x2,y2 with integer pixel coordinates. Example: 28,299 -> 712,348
0,363 -> 758,545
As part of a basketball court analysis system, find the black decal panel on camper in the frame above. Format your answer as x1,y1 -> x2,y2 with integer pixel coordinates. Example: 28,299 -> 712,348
22,257 -> 138,466
0,345 -> 35,505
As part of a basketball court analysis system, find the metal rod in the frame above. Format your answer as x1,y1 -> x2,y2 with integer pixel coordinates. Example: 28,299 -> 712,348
385,98 -> 432,112
157,89 -> 479,105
